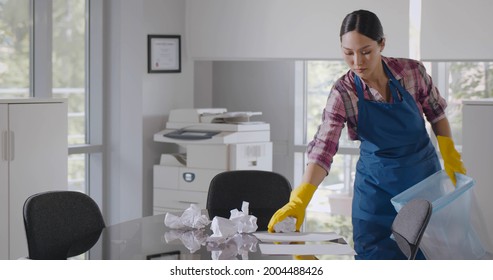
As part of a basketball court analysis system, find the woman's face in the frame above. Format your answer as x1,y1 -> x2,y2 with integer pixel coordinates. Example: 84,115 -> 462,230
341,31 -> 385,81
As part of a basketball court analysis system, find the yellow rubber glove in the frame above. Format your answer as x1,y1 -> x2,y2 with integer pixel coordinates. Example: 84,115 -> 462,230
289,241 -> 319,259
268,182 -> 317,232
294,255 -> 319,260
437,135 -> 467,185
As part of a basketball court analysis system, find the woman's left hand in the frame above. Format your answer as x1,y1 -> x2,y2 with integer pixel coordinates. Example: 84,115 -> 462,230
437,135 -> 467,185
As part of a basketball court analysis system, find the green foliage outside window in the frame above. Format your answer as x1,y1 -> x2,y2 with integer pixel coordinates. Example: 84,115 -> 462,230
0,0 -> 30,97
446,62 -> 493,144
52,0 -> 86,146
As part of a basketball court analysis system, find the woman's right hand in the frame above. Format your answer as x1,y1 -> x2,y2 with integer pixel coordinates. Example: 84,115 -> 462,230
267,182 -> 317,232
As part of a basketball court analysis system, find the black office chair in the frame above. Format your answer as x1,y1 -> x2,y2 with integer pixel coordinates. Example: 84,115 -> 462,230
23,191 -> 105,260
206,170 -> 292,231
391,198 -> 433,260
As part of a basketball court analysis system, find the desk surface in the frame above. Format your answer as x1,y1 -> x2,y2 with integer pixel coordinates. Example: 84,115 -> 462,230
88,213 -> 354,260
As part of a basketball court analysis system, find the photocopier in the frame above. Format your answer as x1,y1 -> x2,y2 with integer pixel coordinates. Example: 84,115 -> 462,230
152,108 -> 273,214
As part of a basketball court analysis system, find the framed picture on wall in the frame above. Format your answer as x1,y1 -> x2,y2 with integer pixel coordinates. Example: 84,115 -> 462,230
147,35 -> 181,73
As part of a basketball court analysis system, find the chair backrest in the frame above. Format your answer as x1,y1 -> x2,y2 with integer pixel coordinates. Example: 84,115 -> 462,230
206,170 -> 292,231
391,198 -> 432,260
23,191 -> 105,260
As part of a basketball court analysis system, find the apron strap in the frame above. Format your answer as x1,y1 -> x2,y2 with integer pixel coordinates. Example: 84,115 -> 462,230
355,62 -> 402,103
382,63 -> 405,102
355,74 -> 365,100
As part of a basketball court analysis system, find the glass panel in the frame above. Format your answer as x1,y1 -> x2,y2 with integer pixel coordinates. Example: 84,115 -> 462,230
306,61 -> 358,148
305,211 -> 353,260
447,62 -> 493,145
52,0 -> 86,145
304,61 -> 358,259
0,0 -> 30,98
68,153 -> 86,193
304,153 -> 358,260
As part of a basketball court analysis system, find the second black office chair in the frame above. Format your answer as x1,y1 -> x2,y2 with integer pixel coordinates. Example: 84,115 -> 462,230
206,170 -> 292,231
23,191 -> 105,260
391,198 -> 433,260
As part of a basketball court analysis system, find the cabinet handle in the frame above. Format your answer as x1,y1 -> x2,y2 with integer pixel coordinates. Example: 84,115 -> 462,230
2,131 -> 7,161
9,131 -> 14,161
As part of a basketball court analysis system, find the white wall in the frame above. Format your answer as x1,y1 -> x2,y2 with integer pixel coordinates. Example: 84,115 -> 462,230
104,0 -> 143,225
208,61 -> 296,182
194,61 -> 213,108
104,0 -> 193,225
142,0 -> 194,218
421,0 -> 493,60
187,0 -> 410,60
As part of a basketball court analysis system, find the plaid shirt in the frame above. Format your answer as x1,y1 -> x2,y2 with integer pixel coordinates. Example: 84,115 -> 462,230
307,56 -> 447,173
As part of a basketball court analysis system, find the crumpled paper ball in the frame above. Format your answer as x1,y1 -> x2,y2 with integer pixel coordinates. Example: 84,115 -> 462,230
207,201 -> 258,243
230,202 -> 258,234
163,201 -> 260,256
273,216 -> 297,233
164,204 -> 211,229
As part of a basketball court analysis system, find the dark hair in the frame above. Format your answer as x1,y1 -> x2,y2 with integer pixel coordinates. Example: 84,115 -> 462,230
340,10 -> 384,43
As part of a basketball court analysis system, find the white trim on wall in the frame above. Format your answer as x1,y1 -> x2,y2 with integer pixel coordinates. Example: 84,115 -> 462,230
186,0 -> 410,60
421,0 -> 493,60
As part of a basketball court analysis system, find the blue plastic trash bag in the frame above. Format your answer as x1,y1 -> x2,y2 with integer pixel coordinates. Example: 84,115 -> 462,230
391,170 -> 492,260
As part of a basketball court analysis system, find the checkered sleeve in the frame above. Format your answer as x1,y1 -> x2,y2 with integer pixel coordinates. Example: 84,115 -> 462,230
306,87 -> 347,174
415,61 -> 448,124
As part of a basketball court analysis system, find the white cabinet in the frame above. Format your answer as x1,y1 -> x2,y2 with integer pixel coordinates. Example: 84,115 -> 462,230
152,141 -> 273,215
153,164 -> 224,214
0,99 -> 67,259
0,105 -> 8,259
462,99 -> 493,251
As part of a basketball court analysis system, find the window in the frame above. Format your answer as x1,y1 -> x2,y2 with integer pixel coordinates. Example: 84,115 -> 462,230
52,0 -> 103,259
295,61 -> 355,260
52,0 -> 88,193
433,62 -> 493,145
0,0 -> 102,224
0,0 -> 102,259
0,0 -> 30,98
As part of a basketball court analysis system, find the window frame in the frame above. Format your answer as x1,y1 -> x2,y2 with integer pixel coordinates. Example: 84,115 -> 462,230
294,60 -> 360,189
30,0 -> 103,215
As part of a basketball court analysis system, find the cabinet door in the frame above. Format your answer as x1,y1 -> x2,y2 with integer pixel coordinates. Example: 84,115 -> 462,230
8,102 -> 68,259
0,105 -> 8,259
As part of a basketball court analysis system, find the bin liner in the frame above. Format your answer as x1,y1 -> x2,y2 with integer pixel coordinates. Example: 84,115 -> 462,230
391,170 -> 492,260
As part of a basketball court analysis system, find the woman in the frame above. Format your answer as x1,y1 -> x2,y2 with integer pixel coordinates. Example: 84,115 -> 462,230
268,9 -> 466,259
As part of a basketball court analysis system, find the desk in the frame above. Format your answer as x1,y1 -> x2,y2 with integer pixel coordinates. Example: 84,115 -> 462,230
87,214 -> 354,260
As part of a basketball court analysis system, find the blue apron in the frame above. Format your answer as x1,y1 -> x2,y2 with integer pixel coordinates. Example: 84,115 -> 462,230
352,61 -> 441,259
